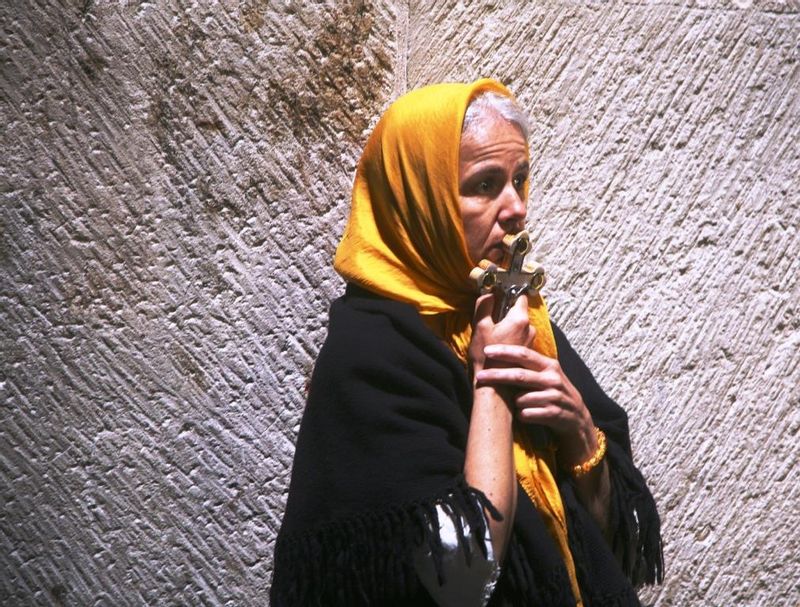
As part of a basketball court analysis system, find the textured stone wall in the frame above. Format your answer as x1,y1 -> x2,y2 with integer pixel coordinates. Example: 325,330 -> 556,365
1,0 -> 398,604
1,1 -> 798,606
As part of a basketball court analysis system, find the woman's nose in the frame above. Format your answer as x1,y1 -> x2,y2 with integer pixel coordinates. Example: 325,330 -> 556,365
499,185 -> 527,229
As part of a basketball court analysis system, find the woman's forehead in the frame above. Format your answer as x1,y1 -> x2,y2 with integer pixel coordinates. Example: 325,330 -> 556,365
459,113 -> 528,163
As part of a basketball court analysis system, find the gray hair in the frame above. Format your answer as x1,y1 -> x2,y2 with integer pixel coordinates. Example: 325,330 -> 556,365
462,91 -> 530,140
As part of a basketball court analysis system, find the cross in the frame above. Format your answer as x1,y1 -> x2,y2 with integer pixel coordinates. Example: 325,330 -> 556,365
469,230 -> 546,321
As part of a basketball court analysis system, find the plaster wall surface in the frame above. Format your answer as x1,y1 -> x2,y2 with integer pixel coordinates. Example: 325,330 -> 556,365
1,1 -> 798,606
1,1 -> 397,604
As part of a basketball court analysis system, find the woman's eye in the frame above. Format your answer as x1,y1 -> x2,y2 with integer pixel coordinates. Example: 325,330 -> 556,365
478,180 -> 491,193
513,175 -> 526,189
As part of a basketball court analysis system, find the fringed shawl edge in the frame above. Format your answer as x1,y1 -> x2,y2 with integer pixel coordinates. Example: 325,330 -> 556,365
270,478 -> 499,607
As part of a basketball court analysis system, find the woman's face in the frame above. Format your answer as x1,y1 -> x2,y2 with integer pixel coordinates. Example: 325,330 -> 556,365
458,111 -> 529,265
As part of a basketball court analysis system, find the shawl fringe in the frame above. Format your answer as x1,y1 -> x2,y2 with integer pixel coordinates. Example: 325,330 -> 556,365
559,441 -> 663,605
495,535 -> 577,607
270,479 -> 500,606
562,495 -> 641,607
605,441 -> 665,586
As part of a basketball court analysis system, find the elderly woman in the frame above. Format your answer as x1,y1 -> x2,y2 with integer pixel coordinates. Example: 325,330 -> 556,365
270,79 -> 663,606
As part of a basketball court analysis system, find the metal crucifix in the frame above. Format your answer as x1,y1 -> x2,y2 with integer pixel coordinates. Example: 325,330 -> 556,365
468,230 -> 546,321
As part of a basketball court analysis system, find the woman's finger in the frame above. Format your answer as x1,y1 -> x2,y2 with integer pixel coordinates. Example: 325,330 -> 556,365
504,292 -> 530,321
516,405 -> 563,424
476,365 -> 562,387
475,366 -> 542,387
515,388 -> 564,407
484,343 -> 554,371
473,292 -> 496,324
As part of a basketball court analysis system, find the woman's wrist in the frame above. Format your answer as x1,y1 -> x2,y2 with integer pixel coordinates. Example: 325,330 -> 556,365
569,427 -> 607,479
558,416 -> 600,470
473,383 -> 513,413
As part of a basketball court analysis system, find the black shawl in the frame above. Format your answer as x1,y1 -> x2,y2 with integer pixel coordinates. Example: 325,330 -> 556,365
270,285 -> 663,606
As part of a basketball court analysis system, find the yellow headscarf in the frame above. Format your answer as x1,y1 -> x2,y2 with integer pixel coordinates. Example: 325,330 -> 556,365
334,79 -> 582,604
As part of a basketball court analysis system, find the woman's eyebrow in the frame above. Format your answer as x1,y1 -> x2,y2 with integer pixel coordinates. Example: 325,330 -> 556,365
463,163 -> 505,178
467,158 -> 529,173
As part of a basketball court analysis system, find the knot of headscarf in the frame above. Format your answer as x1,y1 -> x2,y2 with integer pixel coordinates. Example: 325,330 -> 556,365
334,78 -> 582,604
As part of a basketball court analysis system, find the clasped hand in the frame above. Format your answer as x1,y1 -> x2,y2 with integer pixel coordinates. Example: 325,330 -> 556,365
469,293 -> 597,466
